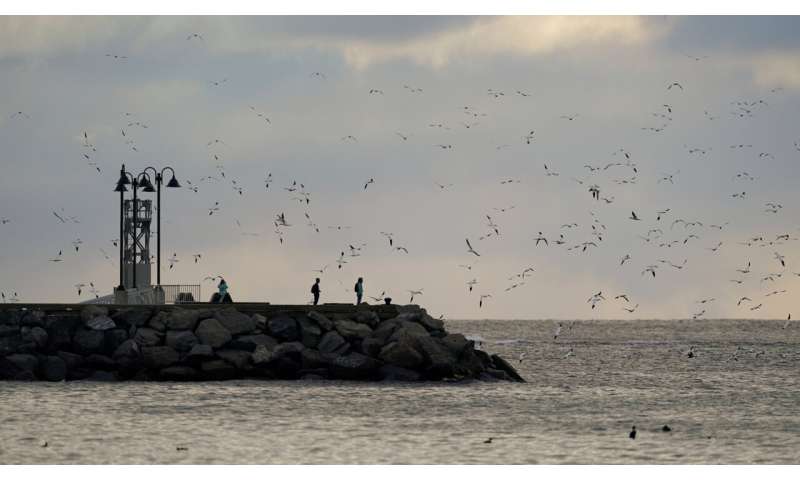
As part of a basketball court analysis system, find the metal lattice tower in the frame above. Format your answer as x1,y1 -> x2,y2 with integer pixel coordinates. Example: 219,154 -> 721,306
122,198 -> 152,289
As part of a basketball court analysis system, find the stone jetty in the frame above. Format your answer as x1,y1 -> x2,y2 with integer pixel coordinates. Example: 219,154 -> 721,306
0,303 -> 524,383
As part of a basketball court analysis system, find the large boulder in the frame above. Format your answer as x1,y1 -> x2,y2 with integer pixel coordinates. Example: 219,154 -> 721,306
307,311 -> 333,331
20,310 -> 46,328
379,340 -> 424,369
441,333 -> 471,356
329,352 -> 382,380
21,326 -> 48,349
252,313 -> 267,331
201,359 -> 238,380
73,328 -> 106,354
38,355 -> 67,382
379,364 -> 422,382
360,337 -> 383,358
45,319 -> 75,352
104,328 -> 128,353
267,314 -> 299,341
214,308 -> 255,335
217,349 -> 252,370
113,308 -> 152,327
142,346 -> 180,370
166,309 -> 201,331
335,319 -> 372,340
86,315 -> 116,331
228,334 -> 277,352
133,327 -> 163,347
5,353 -> 39,376
0,356 -> 35,380
318,331 -> 349,355
300,348 -> 329,370
148,311 -> 168,332
251,344 -> 275,365
0,334 -> 23,356
415,336 -> 458,379
57,351 -> 85,371
417,313 -> 444,332
388,321 -> 429,343
85,354 -> 117,371
490,354 -> 525,382
351,310 -> 380,328
112,339 -> 141,368
166,330 -> 199,352
80,305 -> 108,325
195,318 -> 232,348
159,366 -> 200,381
185,344 -> 215,363
0,325 -> 18,338
297,317 -> 322,348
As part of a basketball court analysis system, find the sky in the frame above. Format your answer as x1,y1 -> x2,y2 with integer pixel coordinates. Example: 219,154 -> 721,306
0,15 -> 799,319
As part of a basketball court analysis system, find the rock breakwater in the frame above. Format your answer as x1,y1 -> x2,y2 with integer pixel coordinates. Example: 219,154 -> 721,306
0,303 -> 524,383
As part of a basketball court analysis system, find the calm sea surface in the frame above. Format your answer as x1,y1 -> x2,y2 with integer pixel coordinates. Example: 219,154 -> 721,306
1,319 -> 799,464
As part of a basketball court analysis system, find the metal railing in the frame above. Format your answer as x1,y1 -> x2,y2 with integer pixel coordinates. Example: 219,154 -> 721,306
160,284 -> 201,304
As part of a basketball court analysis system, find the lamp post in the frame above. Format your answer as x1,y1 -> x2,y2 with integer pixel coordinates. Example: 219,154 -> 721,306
115,167 -> 154,291
114,165 -> 132,292
130,172 -> 155,289
143,166 -> 181,287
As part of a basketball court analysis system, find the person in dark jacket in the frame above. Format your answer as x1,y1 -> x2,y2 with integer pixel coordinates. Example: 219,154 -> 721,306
311,278 -> 321,305
355,277 -> 364,305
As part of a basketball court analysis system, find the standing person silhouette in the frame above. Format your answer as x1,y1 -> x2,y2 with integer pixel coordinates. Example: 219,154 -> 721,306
311,278 -> 321,305
354,277 -> 364,305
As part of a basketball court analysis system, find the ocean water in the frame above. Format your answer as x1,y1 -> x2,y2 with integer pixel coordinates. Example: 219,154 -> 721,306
1,319 -> 799,464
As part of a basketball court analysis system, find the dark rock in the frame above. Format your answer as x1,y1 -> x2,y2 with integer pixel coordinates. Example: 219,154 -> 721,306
490,354 -> 525,382
0,325 -> 18,338
80,305 -> 107,325
273,341 -> 305,360
195,318 -> 232,348
0,334 -> 23,356
112,339 -> 141,368
39,355 -> 67,382
379,340 -> 424,369
148,311 -> 168,332
228,334 -> 277,352
441,334 -> 470,356
165,308 -> 201,331
299,371 -> 328,381
250,344 -> 275,365
318,331 -> 349,355
20,310 -> 46,328
214,308 -> 255,335
415,336 -> 458,380
387,321 -> 429,344
22,326 -> 48,349
185,344 -> 215,363
201,359 -> 238,380
484,368 -> 512,381
360,337 -> 383,358
66,367 -> 94,381
369,320 -> 401,344
335,319 -> 372,340
5,353 -> 39,375
351,310 -> 380,328
217,349 -> 252,370
0,356 -> 35,380
252,313 -> 267,330
300,348 -> 329,370
166,330 -> 199,352
133,327 -> 163,347
297,317 -> 322,348
104,329 -> 129,354
330,352 -> 382,380
113,308 -> 152,327
57,350 -> 85,371
85,354 -> 117,371
159,366 -> 200,381
73,328 -> 106,354
307,311 -> 333,331
86,315 -> 116,331
267,314 -> 299,342
379,364 -> 422,382
142,346 -> 180,370
46,319 -> 77,352
417,313 -> 444,332
457,348 -> 486,377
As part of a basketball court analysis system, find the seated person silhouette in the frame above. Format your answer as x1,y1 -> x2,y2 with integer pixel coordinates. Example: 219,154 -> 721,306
209,278 -> 233,303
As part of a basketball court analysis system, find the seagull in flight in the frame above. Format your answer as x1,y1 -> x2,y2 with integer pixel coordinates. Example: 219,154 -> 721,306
186,33 -> 205,41
479,294 -> 492,308
667,82 -> 684,90
364,178 -> 374,190
629,211 -> 641,221
465,238 -> 480,256
620,254 -> 631,266
408,289 -> 424,303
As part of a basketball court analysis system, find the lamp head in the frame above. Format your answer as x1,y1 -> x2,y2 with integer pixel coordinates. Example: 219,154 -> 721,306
141,177 -> 156,192
114,181 -> 128,192
166,175 -> 181,188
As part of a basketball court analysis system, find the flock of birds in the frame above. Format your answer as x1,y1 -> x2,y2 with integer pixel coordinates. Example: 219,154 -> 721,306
0,34 -> 797,326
